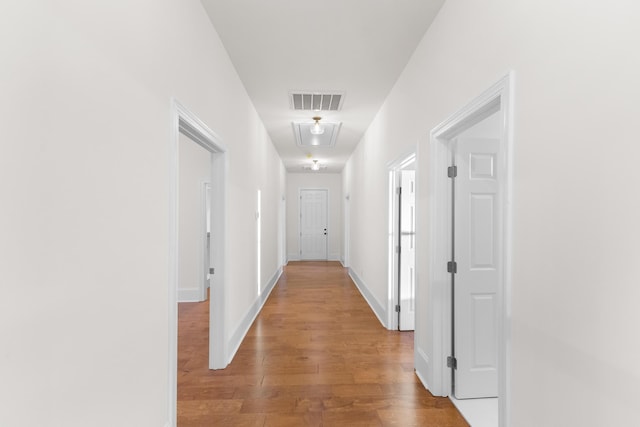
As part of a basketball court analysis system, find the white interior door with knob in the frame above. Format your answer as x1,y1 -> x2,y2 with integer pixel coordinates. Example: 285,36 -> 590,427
453,135 -> 500,399
398,169 -> 416,331
299,189 -> 328,260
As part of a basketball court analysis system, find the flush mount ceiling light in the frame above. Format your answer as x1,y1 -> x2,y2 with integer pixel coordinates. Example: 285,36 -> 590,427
303,159 -> 327,172
310,116 -> 324,135
292,120 -> 341,148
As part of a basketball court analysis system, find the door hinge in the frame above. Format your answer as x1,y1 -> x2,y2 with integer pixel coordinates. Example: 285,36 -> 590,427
447,166 -> 457,178
447,261 -> 457,274
396,245 -> 401,254
447,356 -> 457,369
395,304 -> 401,313
209,267 -> 215,275
396,187 -> 401,195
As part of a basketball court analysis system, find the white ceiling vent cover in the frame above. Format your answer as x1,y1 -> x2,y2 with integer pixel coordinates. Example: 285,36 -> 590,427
290,92 -> 344,111
292,120 -> 342,148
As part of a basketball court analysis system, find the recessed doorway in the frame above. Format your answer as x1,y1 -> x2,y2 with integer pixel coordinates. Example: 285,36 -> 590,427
169,100 -> 228,425
427,73 -> 514,427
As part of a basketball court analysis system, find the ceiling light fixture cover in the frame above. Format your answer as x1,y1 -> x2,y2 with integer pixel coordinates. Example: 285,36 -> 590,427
292,120 -> 341,148
310,116 -> 324,135
303,159 -> 327,172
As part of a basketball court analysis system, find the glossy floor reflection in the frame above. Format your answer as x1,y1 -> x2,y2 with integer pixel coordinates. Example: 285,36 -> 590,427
178,261 -> 469,426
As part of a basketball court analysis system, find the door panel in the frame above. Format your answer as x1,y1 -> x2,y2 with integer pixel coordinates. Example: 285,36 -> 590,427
300,189 -> 328,260
454,137 -> 499,399
399,170 -> 416,331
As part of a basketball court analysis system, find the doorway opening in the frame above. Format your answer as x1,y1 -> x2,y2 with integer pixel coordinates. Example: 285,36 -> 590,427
299,189 -> 328,260
169,100 -> 228,425
427,73 -> 513,427
388,152 -> 417,331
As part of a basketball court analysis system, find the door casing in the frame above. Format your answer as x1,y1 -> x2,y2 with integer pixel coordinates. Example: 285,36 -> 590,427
169,99 -> 228,425
425,73 -> 514,427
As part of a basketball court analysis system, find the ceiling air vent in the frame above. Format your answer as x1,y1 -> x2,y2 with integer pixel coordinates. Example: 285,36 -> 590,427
290,92 -> 344,111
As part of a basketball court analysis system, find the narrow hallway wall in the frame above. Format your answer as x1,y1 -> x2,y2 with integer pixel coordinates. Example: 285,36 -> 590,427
343,0 -> 640,425
0,1 -> 284,425
286,173 -> 343,262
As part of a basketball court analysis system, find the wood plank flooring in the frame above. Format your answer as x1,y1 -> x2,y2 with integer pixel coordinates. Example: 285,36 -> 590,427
178,261 -> 469,426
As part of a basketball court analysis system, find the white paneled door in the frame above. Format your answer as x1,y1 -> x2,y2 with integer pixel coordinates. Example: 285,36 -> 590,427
399,170 -> 416,331
453,137 -> 500,399
300,189 -> 328,260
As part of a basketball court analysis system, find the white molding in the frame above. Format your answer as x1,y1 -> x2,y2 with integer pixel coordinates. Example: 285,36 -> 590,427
348,268 -> 387,328
227,267 -> 282,363
178,287 -> 202,302
426,72 -> 513,426
415,347 -> 431,391
169,99 -> 228,427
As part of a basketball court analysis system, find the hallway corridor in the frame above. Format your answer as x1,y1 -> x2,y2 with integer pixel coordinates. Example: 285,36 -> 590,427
178,262 -> 468,426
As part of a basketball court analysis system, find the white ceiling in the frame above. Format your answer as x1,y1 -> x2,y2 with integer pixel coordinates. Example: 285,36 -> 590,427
201,0 -> 445,173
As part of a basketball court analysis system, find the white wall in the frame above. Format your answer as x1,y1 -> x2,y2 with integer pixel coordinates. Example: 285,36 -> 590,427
0,1 -> 284,426
286,173 -> 343,262
178,133 -> 211,302
343,0 -> 640,425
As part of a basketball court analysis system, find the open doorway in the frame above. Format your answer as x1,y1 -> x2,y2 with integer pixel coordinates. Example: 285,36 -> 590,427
427,73 -> 513,427
168,100 -> 228,425
388,152 -> 417,331
177,134 -> 211,303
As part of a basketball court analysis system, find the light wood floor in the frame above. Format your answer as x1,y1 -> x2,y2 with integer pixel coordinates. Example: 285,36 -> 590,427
178,261 -> 469,426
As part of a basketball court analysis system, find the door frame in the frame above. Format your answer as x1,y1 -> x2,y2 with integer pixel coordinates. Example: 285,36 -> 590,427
387,150 -> 417,330
169,99 -> 228,425
298,188 -> 329,260
427,72 -> 514,426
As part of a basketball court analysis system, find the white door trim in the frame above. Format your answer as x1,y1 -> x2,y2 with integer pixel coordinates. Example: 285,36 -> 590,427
426,72 -> 514,427
387,150 -> 417,330
169,99 -> 228,426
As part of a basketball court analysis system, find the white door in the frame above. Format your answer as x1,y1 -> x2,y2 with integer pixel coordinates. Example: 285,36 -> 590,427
398,170 -> 416,331
300,189 -> 328,260
453,136 -> 500,399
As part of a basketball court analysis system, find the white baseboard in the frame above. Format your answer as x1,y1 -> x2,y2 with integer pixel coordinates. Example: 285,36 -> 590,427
288,254 -> 343,263
348,268 -> 387,328
415,346 -> 431,392
177,287 -> 201,302
226,267 -> 282,364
